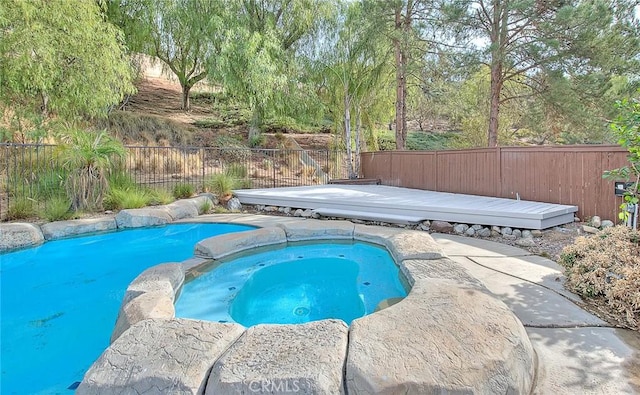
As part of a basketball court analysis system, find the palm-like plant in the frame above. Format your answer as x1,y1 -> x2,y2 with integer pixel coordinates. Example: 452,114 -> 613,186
57,127 -> 125,211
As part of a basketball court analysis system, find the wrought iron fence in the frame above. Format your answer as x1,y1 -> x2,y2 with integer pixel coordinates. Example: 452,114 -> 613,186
0,143 -> 347,221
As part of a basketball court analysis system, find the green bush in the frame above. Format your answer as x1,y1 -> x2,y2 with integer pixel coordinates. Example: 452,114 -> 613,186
104,187 -> 152,210
225,163 -> 248,179
41,196 -> 73,221
559,226 -> 640,330
173,183 -> 195,199
199,199 -> 212,214
206,173 -> 236,198
7,198 -> 36,220
149,188 -> 174,205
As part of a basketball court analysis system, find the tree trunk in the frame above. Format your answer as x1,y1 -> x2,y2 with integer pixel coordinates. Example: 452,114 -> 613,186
181,84 -> 191,111
248,106 -> 262,142
394,4 -> 410,150
354,106 -> 362,178
488,60 -> 502,147
344,91 -> 356,179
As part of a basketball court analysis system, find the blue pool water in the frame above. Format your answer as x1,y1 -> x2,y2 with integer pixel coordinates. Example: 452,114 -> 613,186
175,242 -> 407,327
0,223 -> 254,395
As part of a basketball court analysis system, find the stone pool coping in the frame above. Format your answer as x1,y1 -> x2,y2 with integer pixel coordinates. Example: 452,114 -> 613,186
0,195 -> 216,252
78,216 -> 536,394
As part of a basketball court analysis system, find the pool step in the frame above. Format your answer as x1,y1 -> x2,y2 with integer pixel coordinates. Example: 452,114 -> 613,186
311,208 -> 424,225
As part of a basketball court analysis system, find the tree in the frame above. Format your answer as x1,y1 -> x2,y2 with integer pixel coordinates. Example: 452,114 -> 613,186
460,0 -> 640,146
108,0 -> 225,110
216,0 -> 336,141
0,0 -> 135,138
320,2 -> 392,177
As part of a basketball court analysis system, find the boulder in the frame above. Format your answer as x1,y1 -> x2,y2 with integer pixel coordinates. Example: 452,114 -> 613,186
195,227 -> 286,260
78,319 -> 245,395
115,208 -> 172,229
430,220 -> 453,233
0,222 -> 44,252
164,200 -> 199,220
515,237 -> 536,247
582,225 -> 599,234
501,227 -> 513,236
601,220 -> 615,228
477,227 -> 492,237
591,215 -> 602,228
513,229 -> 522,238
386,231 -> 444,261
294,209 -> 304,217
471,224 -> 483,230
207,320 -> 348,395
453,223 -> 469,234
40,217 -> 116,240
226,197 -> 242,211
346,280 -> 535,394
278,219 -> 354,241
464,227 -> 476,236
522,230 -> 533,239
531,229 -> 543,238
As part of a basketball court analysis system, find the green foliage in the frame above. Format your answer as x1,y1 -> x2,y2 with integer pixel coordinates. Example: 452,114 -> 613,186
107,171 -> 137,191
199,199 -> 213,214
206,173 -> 237,198
7,197 -> 36,220
56,128 -> 126,211
40,196 -> 72,222
104,187 -> 153,210
0,0 -> 135,132
173,183 -> 195,199
559,226 -> 640,329
248,134 -> 266,148
149,188 -> 175,205
377,130 -> 456,151
603,95 -> 640,223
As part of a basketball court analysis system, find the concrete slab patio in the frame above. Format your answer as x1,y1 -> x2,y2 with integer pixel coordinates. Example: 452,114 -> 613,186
433,233 -> 640,394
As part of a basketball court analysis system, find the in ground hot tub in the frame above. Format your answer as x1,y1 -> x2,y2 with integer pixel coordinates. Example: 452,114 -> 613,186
175,241 -> 407,326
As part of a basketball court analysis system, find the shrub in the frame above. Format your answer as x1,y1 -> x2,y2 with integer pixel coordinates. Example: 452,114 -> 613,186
7,198 -> 36,220
206,173 -> 236,199
559,226 -> 640,329
199,199 -> 212,214
173,183 -> 195,199
225,163 -> 248,179
41,196 -> 73,221
104,187 -> 152,210
149,188 -> 174,205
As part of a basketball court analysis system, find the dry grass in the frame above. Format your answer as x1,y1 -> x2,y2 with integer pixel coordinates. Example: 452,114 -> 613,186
559,226 -> 640,330
126,146 -> 203,175
97,111 -> 194,146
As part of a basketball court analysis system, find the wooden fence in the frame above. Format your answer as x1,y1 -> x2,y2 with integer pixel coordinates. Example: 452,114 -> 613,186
361,145 -> 631,222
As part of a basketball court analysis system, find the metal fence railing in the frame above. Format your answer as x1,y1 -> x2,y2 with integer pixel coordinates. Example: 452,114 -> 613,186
0,144 -> 347,221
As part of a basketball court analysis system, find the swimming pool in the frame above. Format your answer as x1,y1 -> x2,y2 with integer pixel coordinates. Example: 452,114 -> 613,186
0,223 -> 254,395
175,241 -> 407,326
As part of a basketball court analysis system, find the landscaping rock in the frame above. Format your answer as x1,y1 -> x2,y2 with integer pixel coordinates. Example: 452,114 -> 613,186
164,200 -> 199,220
195,227 -> 286,260
501,227 -> 513,236
591,215 -> 602,228
279,219 -> 354,241
477,227 -> 492,237
0,222 -> 44,252
522,230 -> 533,239
453,223 -> 469,234
430,220 -> 453,233
345,280 -> 535,395
263,206 -> 279,212
78,319 -> 245,395
207,320 -> 348,395
504,234 -> 518,241
226,197 -> 242,211
531,229 -> 543,238
301,209 -> 313,218
513,229 -> 522,238
472,224 -> 483,230
39,217 -> 116,241
601,220 -> 615,228
464,227 -> 476,236
515,237 -> 536,247
582,225 -> 600,234
115,208 -> 172,228
294,209 -> 304,217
